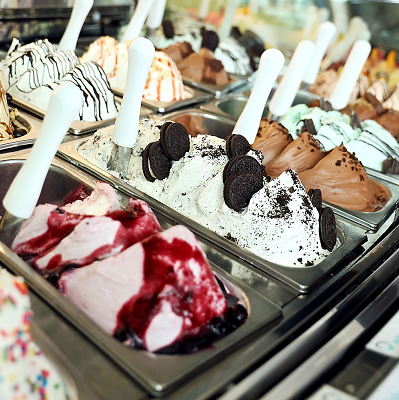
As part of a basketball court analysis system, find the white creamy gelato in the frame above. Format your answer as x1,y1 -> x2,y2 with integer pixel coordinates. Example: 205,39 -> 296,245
10,62 -> 118,122
1,38 -> 117,122
79,118 -> 332,267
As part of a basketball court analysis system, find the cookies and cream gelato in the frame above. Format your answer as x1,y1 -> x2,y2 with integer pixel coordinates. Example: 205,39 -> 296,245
78,118 -> 333,267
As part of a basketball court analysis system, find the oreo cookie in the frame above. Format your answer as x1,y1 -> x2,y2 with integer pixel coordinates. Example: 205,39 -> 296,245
148,141 -> 172,180
224,172 -> 263,212
319,207 -> 337,251
162,20 -> 175,39
223,155 -> 265,183
225,134 -> 251,159
202,29 -> 219,52
225,135 -> 234,158
308,188 -> 322,214
142,143 -> 155,182
160,122 -> 190,161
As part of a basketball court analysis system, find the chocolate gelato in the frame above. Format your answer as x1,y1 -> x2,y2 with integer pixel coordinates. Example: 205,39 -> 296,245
298,144 -> 391,212
252,119 -> 293,165
265,132 -> 324,178
176,48 -> 230,86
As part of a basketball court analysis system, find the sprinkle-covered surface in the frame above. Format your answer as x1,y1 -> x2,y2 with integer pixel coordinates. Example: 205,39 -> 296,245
0,268 -> 65,400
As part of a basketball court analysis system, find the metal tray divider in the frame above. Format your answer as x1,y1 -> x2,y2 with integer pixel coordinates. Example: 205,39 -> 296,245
112,85 -> 212,113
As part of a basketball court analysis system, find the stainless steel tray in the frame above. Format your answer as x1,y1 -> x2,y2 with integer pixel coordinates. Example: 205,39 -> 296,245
183,72 -> 256,98
112,85 -> 212,113
200,87 -> 320,120
0,156 -> 282,396
57,136 -> 367,293
9,96 -> 143,136
0,110 -> 41,151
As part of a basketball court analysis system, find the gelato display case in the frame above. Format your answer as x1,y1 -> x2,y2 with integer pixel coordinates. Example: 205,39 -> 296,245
2,2 -> 399,399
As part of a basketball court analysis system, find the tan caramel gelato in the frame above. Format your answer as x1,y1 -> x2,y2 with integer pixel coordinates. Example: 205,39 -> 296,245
177,48 -> 230,86
265,132 -> 323,178
252,119 -> 293,166
162,42 -> 195,64
298,144 -> 391,212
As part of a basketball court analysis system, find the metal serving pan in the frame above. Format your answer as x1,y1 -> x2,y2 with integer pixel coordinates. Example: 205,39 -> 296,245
112,85 -> 212,113
200,87 -> 320,120
0,156 -> 282,396
57,131 -> 367,294
0,109 -> 41,152
183,72 -> 256,98
8,96 -> 154,136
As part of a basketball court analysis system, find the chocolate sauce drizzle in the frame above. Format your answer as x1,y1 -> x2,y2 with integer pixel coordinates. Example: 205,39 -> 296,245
61,62 -> 117,121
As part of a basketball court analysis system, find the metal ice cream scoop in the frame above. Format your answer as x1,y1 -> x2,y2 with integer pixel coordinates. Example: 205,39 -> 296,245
0,84 -> 83,247
107,37 -> 155,176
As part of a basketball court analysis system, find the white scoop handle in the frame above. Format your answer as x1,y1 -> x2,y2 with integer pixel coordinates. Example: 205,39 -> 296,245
121,0 -> 157,43
3,84 -> 83,219
302,22 -> 336,85
198,0 -> 211,20
269,41 -> 315,117
232,49 -> 285,144
219,0 -> 241,42
112,38 -> 155,148
147,0 -> 167,30
326,17 -> 367,63
58,0 -> 94,51
329,40 -> 371,110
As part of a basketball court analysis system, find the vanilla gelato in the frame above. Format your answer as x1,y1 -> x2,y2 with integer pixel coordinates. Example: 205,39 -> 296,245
1,38 -> 117,122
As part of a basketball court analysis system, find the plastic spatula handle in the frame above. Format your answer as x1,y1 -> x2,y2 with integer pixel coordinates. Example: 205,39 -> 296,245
326,17 -> 367,64
58,0 -> 94,51
121,0 -> 157,43
232,49 -> 285,144
269,40 -> 315,118
3,84 -> 83,219
112,38 -> 155,148
302,22 -> 336,85
329,40 -> 371,110
219,0 -> 241,42
199,0 -> 211,20
147,0 -> 167,30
